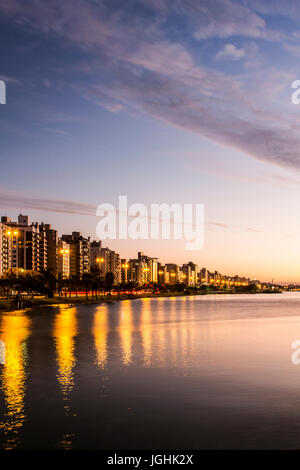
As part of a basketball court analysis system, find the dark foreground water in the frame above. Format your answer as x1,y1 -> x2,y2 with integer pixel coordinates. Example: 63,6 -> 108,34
1,293 -> 300,450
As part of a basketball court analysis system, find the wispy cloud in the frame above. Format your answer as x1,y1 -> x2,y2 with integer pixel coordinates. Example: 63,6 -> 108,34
0,188 -> 96,216
247,227 -> 264,233
2,1 -> 300,170
0,74 -> 22,85
208,221 -> 229,228
42,127 -> 68,136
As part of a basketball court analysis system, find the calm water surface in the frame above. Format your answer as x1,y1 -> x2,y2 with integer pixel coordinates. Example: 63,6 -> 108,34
1,293 -> 300,450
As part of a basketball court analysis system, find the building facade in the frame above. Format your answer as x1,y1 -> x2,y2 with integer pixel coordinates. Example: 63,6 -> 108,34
61,232 -> 90,279
58,239 -> 70,278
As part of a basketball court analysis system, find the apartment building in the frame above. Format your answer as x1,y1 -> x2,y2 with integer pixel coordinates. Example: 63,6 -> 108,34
61,232 -> 90,279
182,262 -> 198,286
0,221 -> 12,276
58,239 -> 70,278
39,223 -> 58,275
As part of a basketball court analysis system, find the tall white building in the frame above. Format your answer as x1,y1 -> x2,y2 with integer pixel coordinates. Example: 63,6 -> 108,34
0,222 -> 12,276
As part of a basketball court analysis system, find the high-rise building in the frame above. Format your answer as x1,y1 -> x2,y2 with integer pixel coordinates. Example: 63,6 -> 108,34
58,239 -> 70,278
0,221 -> 12,276
128,253 -> 158,286
99,247 -> 121,284
121,259 -> 129,284
0,215 -> 61,276
99,247 -> 110,277
1,215 -> 46,273
165,263 -> 180,284
8,216 -> 41,272
199,267 -> 208,284
137,252 -> 158,283
157,263 -> 169,284
128,258 -> 147,285
61,232 -> 90,279
39,223 -> 58,275
128,258 -> 141,284
90,240 -> 102,269
109,250 -> 121,285
182,262 -> 198,286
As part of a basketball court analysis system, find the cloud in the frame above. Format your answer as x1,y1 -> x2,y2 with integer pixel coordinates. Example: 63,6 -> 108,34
216,43 -> 245,60
180,0 -> 272,40
247,227 -> 263,233
0,75 -> 22,85
0,188 -> 229,235
42,127 -> 69,136
0,188 -> 97,216
208,221 -> 229,228
2,1 -> 300,170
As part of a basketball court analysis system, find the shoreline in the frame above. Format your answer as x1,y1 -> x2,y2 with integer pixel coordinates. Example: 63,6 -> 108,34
0,289 -> 283,313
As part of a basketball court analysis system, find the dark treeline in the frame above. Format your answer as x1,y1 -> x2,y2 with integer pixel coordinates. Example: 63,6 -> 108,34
0,267 -> 263,303
0,268 -> 116,300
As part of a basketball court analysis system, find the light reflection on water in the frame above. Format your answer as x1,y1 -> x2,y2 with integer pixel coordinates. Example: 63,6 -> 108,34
0,312 -> 31,450
53,305 -> 78,450
2,293 -> 300,449
119,300 -> 133,366
53,305 -> 78,402
93,305 -> 109,369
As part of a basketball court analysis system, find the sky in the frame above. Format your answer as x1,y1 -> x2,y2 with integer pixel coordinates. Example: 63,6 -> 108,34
1,0 -> 300,282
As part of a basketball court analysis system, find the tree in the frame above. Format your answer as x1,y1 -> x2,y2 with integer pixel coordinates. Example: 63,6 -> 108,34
41,268 -> 56,298
69,275 -> 80,298
82,272 -> 92,300
105,272 -> 114,297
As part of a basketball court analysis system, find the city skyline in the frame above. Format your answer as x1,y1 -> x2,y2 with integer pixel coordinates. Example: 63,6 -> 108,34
0,212 -> 275,286
1,1 -> 300,282
0,203 -> 295,284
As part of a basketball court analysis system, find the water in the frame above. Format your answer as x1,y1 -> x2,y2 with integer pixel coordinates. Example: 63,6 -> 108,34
1,292 -> 300,450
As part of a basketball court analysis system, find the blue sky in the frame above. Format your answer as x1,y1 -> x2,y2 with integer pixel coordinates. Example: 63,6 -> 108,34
1,0 -> 300,281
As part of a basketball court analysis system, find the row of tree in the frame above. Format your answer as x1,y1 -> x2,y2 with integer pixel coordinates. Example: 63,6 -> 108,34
0,268 -> 261,301
0,269 -> 116,299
